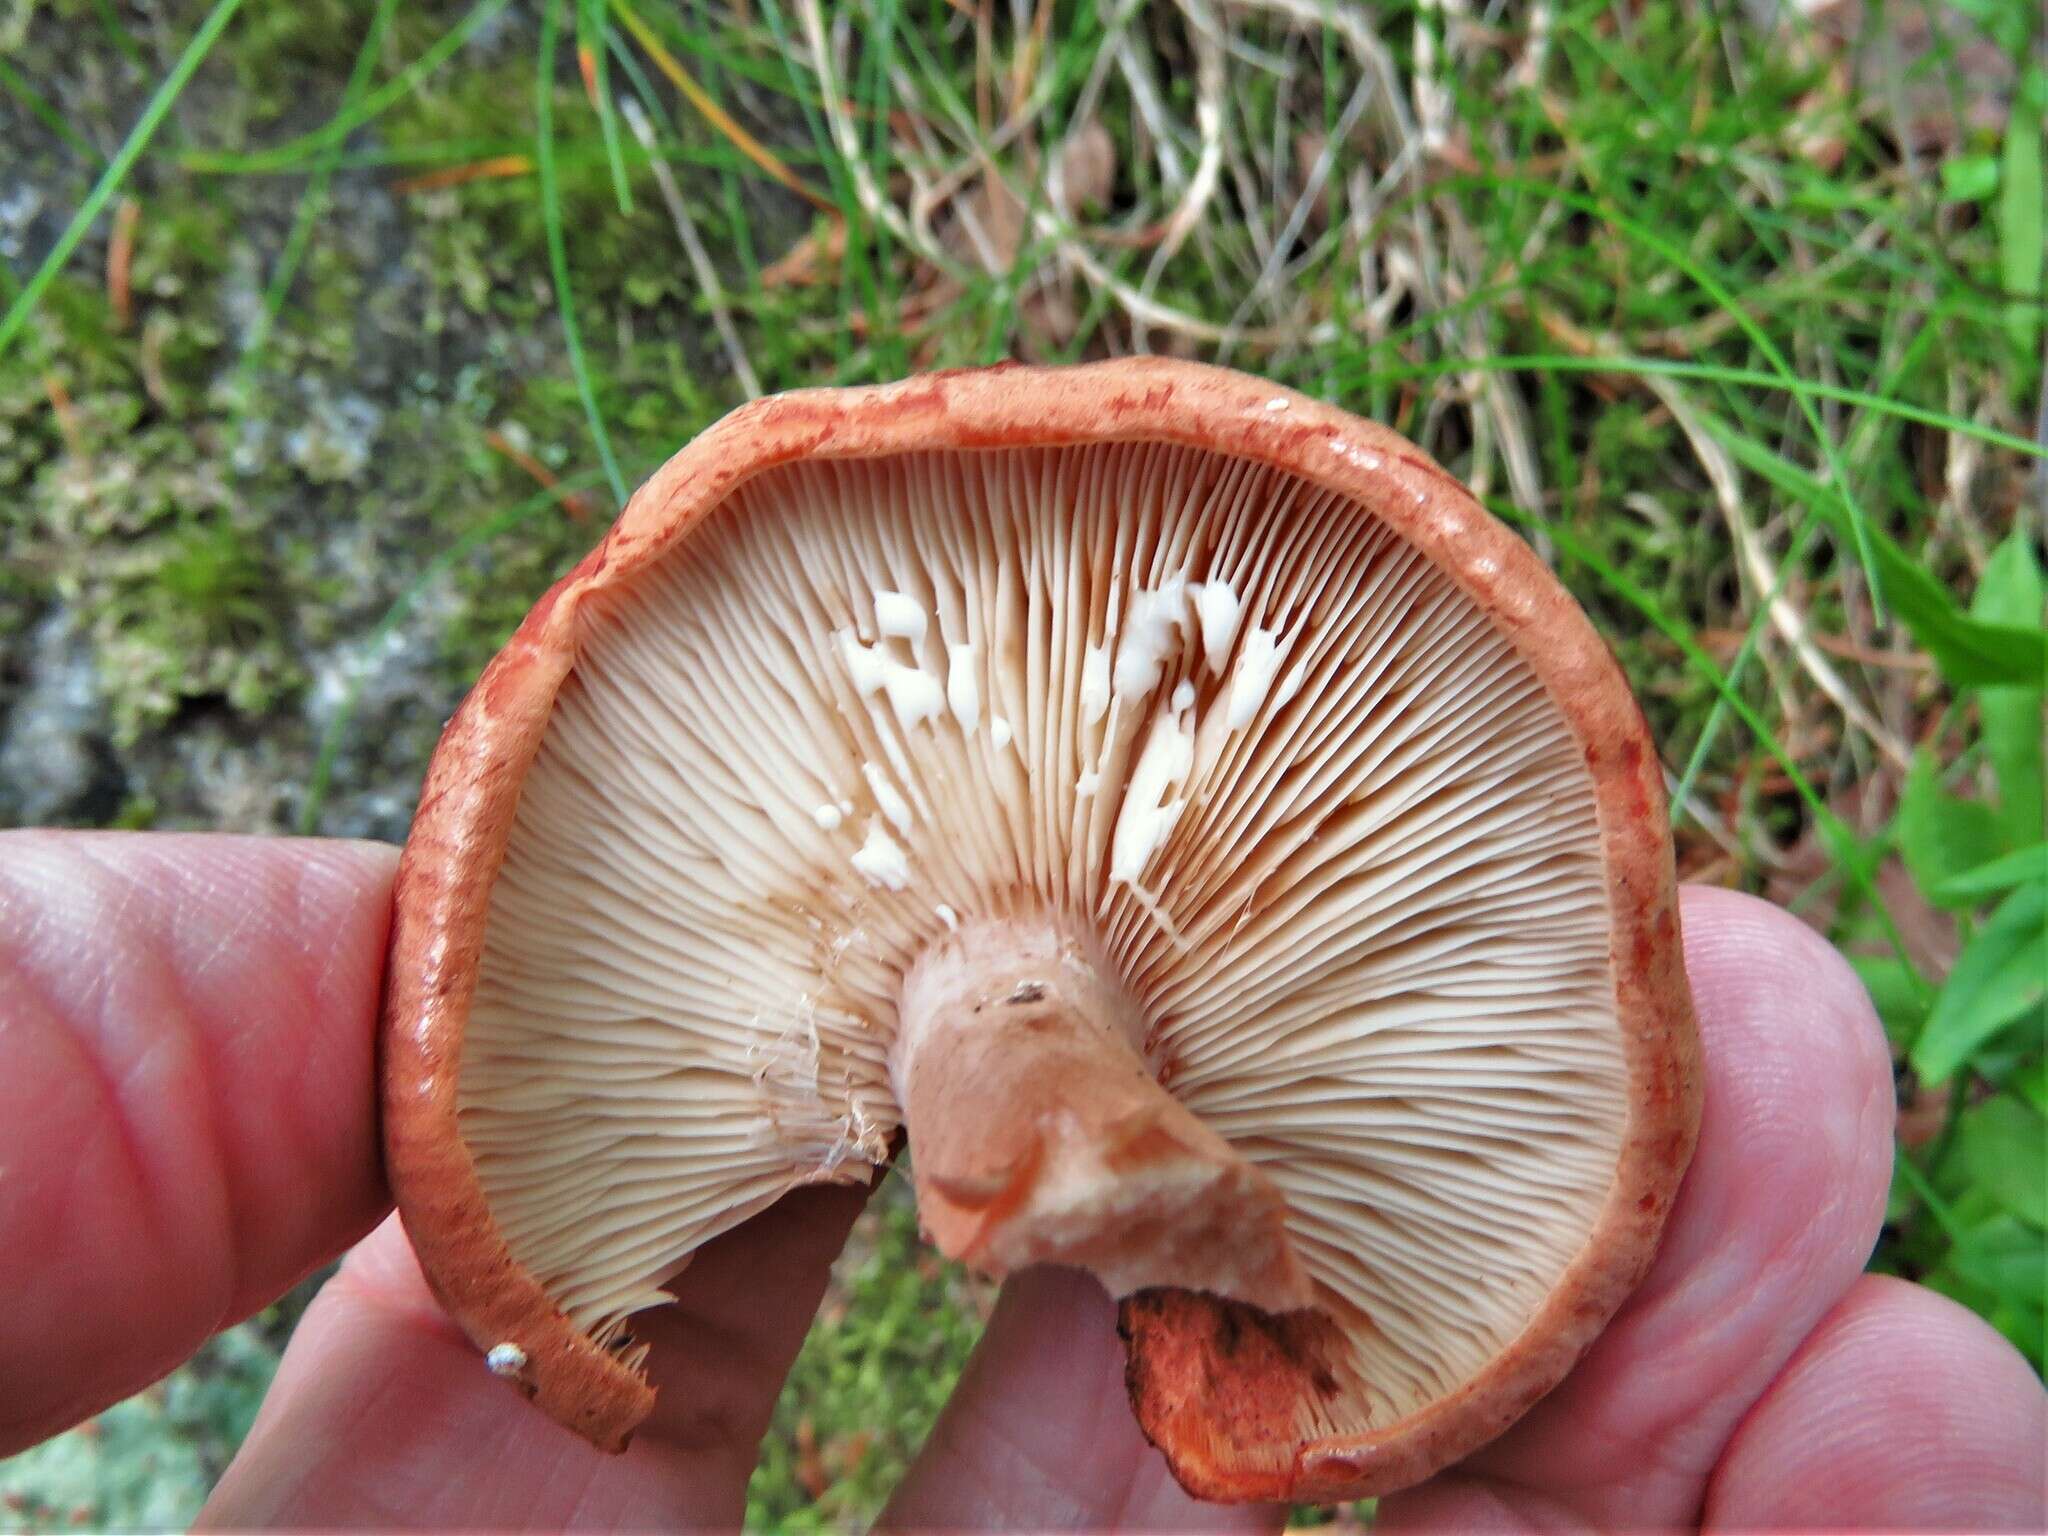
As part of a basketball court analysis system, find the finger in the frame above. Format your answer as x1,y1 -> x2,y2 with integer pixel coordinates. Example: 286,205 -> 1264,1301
204,1183 -> 870,1529
1705,1275 -> 2048,1532
877,1266 -> 1283,1533
0,831 -> 398,1454
1379,886 -> 1896,1530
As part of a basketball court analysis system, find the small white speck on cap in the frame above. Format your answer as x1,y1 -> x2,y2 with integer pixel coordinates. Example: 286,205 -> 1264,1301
486,1343 -> 527,1376
1325,439 -> 1382,473
1265,397 -> 1289,411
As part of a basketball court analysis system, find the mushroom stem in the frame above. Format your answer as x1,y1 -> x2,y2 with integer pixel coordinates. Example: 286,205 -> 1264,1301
891,917 -> 1314,1313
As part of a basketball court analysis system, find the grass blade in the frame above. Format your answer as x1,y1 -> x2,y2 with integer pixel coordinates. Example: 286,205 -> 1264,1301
1709,424 -> 2048,688
233,0 -> 400,403
2001,66 -> 2045,354
1343,352 -> 2047,461
1437,177 -> 1889,614
578,0 -> 635,215
180,0 -> 514,174
1935,843 -> 2048,905
0,53 -> 106,164
540,0 -> 629,510
1488,499 -> 1932,1001
0,0 -> 245,359
610,0 -> 833,212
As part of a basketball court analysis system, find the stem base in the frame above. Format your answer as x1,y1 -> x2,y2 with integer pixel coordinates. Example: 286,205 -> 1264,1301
891,918 -> 1312,1313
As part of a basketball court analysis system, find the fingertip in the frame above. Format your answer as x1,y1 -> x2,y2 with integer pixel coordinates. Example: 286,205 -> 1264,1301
1706,1275 -> 2048,1532
283,837 -> 402,913
879,1266 -> 1279,1533
0,832 -> 399,1454
1676,884 -> 1893,1139
1459,886 -> 1905,1519
329,1211 -> 446,1315
1668,884 -> 1896,1281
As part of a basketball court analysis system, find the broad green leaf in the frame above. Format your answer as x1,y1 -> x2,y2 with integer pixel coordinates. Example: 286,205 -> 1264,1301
1971,534 -> 2046,848
2017,1058 -> 2048,1119
1885,1158 -> 1919,1224
1852,954 -> 1933,1048
1898,750 -> 2010,904
1959,1095 -> 2048,1228
1936,842 -> 2048,904
1946,1214 -> 2047,1305
1713,429 -> 2048,687
2001,67 -> 2045,354
1912,881 -> 2048,1083
1988,1300 -> 2046,1373
1943,153 -> 1999,202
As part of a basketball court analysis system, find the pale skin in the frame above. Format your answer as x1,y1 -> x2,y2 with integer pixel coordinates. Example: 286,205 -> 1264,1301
2,831 -> 2042,1531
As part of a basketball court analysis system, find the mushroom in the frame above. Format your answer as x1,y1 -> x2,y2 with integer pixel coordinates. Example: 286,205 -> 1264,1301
384,359 -> 1701,1502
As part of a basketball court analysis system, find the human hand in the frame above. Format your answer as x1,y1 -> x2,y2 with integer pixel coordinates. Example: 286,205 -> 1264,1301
3,831 -> 2041,1530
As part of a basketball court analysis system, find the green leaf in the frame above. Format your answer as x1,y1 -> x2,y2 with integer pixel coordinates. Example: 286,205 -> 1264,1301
2002,67 -> 2046,354
1852,954 -> 1934,1048
1959,1095 -> 2048,1228
1946,1214 -> 2047,1306
1989,1300 -> 2046,1373
1976,532 -> 2048,630
1943,153 -> 2000,202
1912,881 -> 2048,1083
1936,842 -> 2048,905
1899,750 -> 2011,903
2016,1058 -> 2048,1118
1713,430 -> 2048,687
1971,534 -> 2046,847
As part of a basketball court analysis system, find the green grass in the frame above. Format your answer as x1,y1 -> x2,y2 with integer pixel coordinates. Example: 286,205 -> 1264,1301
1,0 -> 2042,1528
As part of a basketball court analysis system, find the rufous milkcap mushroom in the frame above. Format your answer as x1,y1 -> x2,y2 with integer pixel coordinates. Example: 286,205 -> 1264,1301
383,358 -> 1701,1503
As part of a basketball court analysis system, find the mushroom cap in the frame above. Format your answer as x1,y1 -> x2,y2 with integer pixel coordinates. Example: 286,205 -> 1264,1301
383,358 -> 1701,1499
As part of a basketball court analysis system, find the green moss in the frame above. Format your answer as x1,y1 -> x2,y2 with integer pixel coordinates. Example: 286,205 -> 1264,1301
746,1178 -> 990,1531
0,1324 -> 276,1533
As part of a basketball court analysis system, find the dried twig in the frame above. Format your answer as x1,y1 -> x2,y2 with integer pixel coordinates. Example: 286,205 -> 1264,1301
43,373 -> 86,461
618,95 -> 761,398
612,0 -> 833,212
106,197 -> 139,330
1653,377 -> 1912,769
391,155 -> 533,194
485,427 -> 597,520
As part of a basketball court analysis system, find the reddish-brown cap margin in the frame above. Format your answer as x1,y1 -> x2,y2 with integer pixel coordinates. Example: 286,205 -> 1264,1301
381,357 -> 1702,1493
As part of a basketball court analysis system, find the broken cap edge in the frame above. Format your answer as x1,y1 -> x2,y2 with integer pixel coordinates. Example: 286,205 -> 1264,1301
380,356 -> 1703,1486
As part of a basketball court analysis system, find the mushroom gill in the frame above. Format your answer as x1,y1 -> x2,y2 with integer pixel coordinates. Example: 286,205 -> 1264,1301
458,438 -> 1631,1459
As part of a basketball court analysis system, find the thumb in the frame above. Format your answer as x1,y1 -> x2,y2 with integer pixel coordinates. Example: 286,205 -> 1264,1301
876,1266 -> 1284,1533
